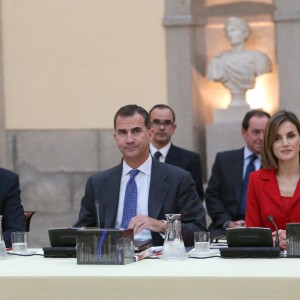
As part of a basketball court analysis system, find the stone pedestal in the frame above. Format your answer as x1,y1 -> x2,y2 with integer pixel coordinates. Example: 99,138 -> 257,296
206,107 -> 249,180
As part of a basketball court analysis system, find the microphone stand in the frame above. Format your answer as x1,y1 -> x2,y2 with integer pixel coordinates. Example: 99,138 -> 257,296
95,201 -> 101,229
268,215 -> 279,248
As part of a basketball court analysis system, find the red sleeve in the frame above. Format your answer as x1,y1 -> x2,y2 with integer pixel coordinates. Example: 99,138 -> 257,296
245,172 -> 263,227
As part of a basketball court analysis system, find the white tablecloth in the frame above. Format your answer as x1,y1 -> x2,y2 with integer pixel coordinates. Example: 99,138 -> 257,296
0,249 -> 299,300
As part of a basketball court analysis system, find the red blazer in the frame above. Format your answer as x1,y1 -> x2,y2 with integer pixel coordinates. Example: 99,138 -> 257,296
246,169 -> 300,231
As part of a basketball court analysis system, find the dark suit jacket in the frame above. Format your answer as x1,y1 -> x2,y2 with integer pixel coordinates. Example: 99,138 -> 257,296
165,144 -> 204,201
0,168 -> 26,247
246,169 -> 300,230
205,148 -> 244,238
74,159 -> 207,246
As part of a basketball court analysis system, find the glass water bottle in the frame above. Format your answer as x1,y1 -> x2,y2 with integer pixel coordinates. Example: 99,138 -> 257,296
162,214 -> 186,260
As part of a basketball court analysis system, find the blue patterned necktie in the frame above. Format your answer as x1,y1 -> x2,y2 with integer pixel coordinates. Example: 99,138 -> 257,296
121,169 -> 140,228
239,154 -> 257,217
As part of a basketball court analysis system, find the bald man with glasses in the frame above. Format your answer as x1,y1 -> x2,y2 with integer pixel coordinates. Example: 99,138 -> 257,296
149,104 -> 204,201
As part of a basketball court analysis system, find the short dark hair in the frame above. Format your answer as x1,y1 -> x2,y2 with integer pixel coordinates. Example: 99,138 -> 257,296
149,104 -> 176,123
113,105 -> 150,130
262,110 -> 300,170
242,109 -> 271,131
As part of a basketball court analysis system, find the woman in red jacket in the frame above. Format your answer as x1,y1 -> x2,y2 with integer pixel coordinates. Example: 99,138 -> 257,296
246,110 -> 300,249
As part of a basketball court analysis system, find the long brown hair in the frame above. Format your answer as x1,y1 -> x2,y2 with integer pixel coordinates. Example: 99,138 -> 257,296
262,110 -> 300,169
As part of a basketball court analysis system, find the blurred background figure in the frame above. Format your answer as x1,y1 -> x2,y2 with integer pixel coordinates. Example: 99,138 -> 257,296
149,104 -> 204,201
205,109 -> 270,239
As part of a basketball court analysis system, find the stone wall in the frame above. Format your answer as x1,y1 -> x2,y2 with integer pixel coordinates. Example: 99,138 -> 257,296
6,130 -> 121,247
274,0 -> 300,116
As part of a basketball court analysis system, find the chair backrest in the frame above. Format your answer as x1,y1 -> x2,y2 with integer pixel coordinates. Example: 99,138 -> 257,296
24,210 -> 36,232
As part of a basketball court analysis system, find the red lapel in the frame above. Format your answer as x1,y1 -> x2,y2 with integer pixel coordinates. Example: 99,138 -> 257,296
260,169 -> 300,215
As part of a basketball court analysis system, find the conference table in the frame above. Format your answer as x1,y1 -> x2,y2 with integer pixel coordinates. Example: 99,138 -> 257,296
0,249 -> 300,300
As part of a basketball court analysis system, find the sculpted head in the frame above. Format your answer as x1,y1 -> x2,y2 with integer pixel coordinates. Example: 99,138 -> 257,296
225,17 -> 250,46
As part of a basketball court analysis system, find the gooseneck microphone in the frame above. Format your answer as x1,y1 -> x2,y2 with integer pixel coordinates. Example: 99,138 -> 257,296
267,215 -> 279,248
95,201 -> 101,229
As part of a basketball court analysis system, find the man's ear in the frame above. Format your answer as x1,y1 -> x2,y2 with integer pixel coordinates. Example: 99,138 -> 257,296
241,127 -> 247,138
148,128 -> 155,139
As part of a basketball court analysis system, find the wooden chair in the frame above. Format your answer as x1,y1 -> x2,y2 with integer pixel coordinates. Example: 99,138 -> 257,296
24,210 -> 36,232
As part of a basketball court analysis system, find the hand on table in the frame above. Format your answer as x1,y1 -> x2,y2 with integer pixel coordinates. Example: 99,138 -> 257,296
226,220 -> 246,229
128,214 -> 166,235
272,229 -> 286,249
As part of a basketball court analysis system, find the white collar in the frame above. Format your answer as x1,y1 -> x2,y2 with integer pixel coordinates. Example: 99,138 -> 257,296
122,154 -> 152,176
149,142 -> 171,158
244,146 -> 261,160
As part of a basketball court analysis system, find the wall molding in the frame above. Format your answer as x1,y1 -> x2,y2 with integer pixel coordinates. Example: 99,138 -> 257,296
274,10 -> 300,22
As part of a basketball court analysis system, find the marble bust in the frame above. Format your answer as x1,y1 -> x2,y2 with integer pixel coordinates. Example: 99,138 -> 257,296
207,17 -> 272,107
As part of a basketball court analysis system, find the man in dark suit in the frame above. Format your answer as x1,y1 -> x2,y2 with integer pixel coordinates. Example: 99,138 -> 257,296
0,168 -> 26,247
205,110 -> 270,239
149,104 -> 204,201
74,105 -> 206,246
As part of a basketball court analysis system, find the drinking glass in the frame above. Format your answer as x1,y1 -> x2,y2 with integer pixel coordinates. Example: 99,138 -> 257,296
194,231 -> 210,254
11,232 -> 28,254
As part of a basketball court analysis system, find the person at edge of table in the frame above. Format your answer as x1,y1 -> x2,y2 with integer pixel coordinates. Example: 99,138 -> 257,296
73,104 -> 207,246
246,110 -> 300,250
0,168 -> 26,247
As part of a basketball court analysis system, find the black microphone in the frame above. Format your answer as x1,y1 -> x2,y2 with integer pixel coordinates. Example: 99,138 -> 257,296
267,215 -> 279,248
95,201 -> 101,229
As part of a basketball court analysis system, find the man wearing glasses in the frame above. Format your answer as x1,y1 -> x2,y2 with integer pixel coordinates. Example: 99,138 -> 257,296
149,104 -> 204,201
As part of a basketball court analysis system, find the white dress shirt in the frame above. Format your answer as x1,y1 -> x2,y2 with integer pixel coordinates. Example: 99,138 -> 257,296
114,155 -> 152,241
149,142 -> 171,163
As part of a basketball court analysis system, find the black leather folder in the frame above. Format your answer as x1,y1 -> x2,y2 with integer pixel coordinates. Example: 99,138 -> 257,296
220,228 -> 280,258
43,246 -> 76,258
43,227 -> 78,258
220,246 -> 280,258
